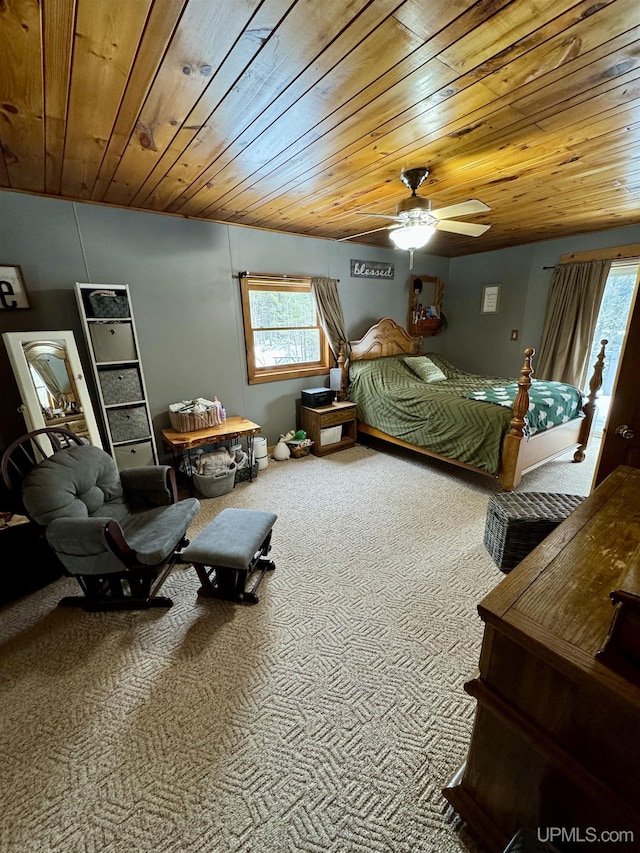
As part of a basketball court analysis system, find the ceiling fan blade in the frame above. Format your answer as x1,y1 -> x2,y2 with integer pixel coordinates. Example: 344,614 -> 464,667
435,219 -> 491,237
336,225 -> 394,242
430,199 -> 491,220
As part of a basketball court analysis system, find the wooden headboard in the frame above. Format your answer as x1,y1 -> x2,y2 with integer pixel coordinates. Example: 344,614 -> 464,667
349,317 -> 421,361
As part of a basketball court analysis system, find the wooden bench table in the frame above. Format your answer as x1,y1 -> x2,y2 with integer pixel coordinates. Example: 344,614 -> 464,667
162,417 -> 261,486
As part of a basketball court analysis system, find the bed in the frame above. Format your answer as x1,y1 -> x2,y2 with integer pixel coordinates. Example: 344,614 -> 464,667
338,318 -> 606,491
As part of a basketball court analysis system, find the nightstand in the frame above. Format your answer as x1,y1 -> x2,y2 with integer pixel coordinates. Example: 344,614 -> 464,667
300,401 -> 357,456
0,519 -> 65,604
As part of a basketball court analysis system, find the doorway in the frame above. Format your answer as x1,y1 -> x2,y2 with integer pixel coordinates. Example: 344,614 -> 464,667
585,261 -> 639,436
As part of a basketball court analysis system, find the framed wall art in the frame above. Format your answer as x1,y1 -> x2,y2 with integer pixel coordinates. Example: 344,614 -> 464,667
0,265 -> 30,310
481,283 -> 501,314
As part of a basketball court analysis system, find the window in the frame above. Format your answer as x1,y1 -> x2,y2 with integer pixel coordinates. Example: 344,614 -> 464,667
239,274 -> 331,384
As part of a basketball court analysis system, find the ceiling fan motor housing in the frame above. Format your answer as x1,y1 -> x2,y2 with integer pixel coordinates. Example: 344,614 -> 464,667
396,195 -> 432,216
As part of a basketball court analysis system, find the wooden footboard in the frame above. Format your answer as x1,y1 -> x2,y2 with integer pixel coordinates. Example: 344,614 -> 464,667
498,339 -> 607,490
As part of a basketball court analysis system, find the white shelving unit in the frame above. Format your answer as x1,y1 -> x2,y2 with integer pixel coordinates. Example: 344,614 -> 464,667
75,282 -> 158,470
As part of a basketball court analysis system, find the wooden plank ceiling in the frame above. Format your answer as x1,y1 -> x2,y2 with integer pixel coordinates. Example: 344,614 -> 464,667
1,0 -> 638,257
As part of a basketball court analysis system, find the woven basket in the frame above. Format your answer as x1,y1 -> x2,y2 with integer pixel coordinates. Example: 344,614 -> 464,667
484,492 -> 584,572
88,291 -> 129,318
287,440 -> 312,458
192,466 -> 236,498
169,408 -> 220,433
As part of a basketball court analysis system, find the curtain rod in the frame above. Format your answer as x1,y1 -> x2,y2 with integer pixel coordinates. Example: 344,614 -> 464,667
234,271 -> 339,282
544,256 -> 640,270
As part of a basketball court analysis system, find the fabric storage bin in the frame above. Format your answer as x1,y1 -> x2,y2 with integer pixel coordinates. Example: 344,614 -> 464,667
320,425 -> 342,446
90,322 -> 137,363
107,405 -> 150,443
484,491 -> 584,572
114,441 -> 155,469
88,290 -> 129,318
99,367 -> 143,405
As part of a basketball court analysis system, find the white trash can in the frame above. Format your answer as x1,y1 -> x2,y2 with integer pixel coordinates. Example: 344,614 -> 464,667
254,436 -> 268,470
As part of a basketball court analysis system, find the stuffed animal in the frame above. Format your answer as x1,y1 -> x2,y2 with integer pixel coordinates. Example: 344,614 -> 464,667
272,439 -> 291,461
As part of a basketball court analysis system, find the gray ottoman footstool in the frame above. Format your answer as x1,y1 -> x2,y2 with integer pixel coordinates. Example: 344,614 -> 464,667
181,508 -> 277,603
484,492 -> 584,572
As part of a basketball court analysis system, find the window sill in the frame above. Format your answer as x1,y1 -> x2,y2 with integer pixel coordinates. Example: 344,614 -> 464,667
248,365 -> 330,385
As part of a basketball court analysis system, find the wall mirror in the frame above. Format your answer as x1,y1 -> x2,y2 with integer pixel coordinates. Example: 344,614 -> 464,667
2,330 -> 103,448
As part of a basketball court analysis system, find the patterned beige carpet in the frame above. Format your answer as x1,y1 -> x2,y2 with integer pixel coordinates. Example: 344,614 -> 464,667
0,442 -> 598,853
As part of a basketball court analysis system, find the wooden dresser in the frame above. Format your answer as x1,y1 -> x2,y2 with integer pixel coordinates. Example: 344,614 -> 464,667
444,466 -> 640,852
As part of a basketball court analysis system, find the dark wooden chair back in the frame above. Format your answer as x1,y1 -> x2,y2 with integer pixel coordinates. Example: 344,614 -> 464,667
1,428 -> 84,501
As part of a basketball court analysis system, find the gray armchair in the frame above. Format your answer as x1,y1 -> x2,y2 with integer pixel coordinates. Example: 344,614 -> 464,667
6,430 -> 199,610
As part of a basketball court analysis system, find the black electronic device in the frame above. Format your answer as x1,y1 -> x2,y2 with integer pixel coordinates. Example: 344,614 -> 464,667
301,388 -> 333,408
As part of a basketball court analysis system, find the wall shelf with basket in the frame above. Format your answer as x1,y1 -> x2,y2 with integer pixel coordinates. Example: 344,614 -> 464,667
75,282 -> 159,471
408,274 -> 444,336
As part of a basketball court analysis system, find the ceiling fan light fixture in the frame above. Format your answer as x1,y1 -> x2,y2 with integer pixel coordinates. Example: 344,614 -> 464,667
338,169 -> 491,251
389,223 -> 435,251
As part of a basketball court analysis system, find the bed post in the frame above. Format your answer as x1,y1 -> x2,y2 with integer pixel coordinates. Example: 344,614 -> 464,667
499,348 -> 534,491
337,341 -> 347,401
574,339 -> 607,462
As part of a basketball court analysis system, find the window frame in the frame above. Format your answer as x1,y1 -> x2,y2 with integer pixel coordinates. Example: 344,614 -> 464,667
239,274 -> 331,385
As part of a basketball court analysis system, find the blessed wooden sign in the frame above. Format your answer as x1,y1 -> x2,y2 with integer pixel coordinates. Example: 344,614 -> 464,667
350,260 -> 394,279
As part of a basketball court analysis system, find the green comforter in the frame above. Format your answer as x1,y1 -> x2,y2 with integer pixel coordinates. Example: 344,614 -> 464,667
347,354 -> 584,476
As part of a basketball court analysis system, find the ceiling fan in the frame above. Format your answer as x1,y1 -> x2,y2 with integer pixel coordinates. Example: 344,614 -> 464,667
338,168 -> 491,265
